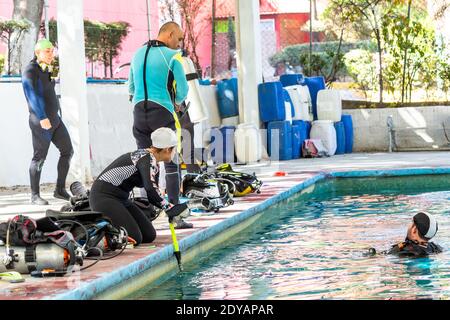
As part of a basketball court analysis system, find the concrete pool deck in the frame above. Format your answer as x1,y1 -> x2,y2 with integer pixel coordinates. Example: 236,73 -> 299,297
0,151 -> 449,300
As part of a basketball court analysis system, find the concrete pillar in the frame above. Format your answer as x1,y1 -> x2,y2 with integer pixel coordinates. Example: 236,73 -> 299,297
57,0 -> 92,184
235,0 -> 263,126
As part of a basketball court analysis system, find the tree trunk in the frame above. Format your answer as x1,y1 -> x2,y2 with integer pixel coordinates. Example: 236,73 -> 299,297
109,53 -> 113,79
376,32 -> 384,104
8,0 -> 44,75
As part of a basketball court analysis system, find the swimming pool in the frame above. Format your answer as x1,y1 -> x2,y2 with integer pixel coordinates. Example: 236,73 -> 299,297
130,174 -> 450,300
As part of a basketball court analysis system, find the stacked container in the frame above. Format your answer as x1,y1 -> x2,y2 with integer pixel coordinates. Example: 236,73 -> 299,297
217,78 -> 239,126
310,120 -> 337,156
304,76 -> 326,120
234,123 -> 262,163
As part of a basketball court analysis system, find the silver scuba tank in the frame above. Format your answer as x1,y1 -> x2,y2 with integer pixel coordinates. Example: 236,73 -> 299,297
0,244 -> 70,274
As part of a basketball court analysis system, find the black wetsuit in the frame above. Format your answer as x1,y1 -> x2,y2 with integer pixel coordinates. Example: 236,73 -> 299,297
90,149 -> 169,244
21,58 -> 73,196
387,239 -> 443,257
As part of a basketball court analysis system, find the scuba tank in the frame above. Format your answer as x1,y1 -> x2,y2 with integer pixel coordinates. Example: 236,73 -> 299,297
214,164 -> 262,197
0,243 -> 76,274
181,173 -> 234,212
0,215 -> 83,275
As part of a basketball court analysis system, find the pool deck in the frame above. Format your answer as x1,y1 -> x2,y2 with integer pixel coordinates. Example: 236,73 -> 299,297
0,151 -> 449,300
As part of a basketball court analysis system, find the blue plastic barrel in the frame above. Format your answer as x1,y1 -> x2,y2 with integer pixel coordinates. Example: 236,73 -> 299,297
292,120 -> 309,157
283,89 -> 295,121
258,82 -> 285,122
341,114 -> 354,153
280,74 -> 304,87
217,78 -> 239,119
210,126 -> 236,164
305,121 -> 312,139
267,121 -> 292,161
292,125 -> 301,159
334,121 -> 346,155
304,76 -> 326,120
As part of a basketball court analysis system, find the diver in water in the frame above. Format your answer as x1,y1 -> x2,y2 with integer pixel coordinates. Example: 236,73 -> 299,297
368,212 -> 443,257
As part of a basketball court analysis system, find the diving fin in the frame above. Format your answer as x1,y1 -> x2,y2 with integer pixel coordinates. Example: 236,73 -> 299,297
0,271 -> 25,283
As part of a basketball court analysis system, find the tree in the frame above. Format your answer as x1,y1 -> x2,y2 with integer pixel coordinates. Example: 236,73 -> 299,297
327,0 -> 407,104
8,0 -> 44,75
382,4 -> 437,102
0,19 -> 30,75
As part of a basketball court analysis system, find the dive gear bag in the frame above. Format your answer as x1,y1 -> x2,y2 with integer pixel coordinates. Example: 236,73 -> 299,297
213,164 -> 262,197
181,173 -> 234,212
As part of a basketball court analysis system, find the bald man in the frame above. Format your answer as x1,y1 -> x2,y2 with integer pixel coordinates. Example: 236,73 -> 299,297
128,22 -> 190,227
21,39 -> 73,205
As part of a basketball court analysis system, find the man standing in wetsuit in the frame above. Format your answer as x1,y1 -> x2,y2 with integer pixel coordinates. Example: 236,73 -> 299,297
21,39 -> 73,205
128,22 -> 190,227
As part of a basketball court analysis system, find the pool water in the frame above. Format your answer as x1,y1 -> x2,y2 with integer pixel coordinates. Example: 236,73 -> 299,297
131,175 -> 450,300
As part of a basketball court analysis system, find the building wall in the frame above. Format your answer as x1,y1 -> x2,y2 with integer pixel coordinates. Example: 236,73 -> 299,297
346,106 -> 450,152
0,0 -> 160,78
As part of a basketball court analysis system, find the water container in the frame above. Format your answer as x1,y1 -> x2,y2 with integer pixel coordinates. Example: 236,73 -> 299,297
211,126 -> 236,164
341,114 -> 354,153
235,123 -> 262,163
284,85 -> 313,121
334,121 -> 346,155
199,84 -> 221,127
304,76 -> 326,120
292,120 -> 309,157
180,57 -> 208,123
283,89 -> 294,123
310,120 -> 337,156
267,121 -> 292,161
305,121 -> 312,139
221,116 -> 239,126
291,125 -> 301,159
280,74 -> 304,87
317,89 -> 342,121
258,82 -> 285,122
217,78 -> 239,119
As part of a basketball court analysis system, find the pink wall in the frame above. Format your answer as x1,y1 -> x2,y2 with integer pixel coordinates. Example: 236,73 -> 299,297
1,0 -> 160,78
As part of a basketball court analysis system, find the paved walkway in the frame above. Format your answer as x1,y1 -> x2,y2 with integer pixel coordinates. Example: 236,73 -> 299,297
0,152 -> 449,299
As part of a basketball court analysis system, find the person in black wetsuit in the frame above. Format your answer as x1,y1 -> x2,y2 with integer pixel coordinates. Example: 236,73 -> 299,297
368,212 -> 443,257
89,128 -> 190,245
21,39 -> 73,205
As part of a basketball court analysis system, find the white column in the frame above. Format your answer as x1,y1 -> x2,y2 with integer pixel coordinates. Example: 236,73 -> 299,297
235,0 -> 263,126
57,0 -> 92,184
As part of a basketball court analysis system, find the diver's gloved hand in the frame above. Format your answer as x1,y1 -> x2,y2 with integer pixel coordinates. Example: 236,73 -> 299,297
166,203 -> 190,221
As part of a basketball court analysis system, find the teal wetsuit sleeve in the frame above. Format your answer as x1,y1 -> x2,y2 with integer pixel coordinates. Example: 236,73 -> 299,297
128,64 -> 135,96
22,68 -> 47,120
171,54 -> 189,105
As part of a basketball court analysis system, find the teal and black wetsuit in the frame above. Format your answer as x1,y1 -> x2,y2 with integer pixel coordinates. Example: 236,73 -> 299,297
128,40 -> 188,205
21,58 -> 73,196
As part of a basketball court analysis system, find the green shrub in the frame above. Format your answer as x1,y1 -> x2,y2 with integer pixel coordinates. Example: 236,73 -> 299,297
0,54 -> 4,74
344,49 -> 378,91
269,40 -> 376,69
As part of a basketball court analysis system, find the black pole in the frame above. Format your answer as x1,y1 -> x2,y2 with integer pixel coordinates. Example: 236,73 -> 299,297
211,0 -> 216,77
309,0 -> 313,76
401,0 -> 412,103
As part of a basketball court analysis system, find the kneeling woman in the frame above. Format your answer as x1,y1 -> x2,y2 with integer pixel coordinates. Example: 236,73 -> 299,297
90,128 -> 177,245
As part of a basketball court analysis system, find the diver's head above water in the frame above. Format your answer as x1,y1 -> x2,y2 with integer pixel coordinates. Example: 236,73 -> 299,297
407,211 -> 438,244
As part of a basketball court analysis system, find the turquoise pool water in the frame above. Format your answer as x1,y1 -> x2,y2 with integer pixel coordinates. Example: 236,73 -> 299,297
132,175 -> 450,300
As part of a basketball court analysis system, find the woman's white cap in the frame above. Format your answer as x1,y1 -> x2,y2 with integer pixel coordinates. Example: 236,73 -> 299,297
151,127 -> 178,149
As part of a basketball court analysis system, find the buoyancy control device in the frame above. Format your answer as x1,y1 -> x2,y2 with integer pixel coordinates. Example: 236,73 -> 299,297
213,164 -> 262,197
181,173 -> 234,212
